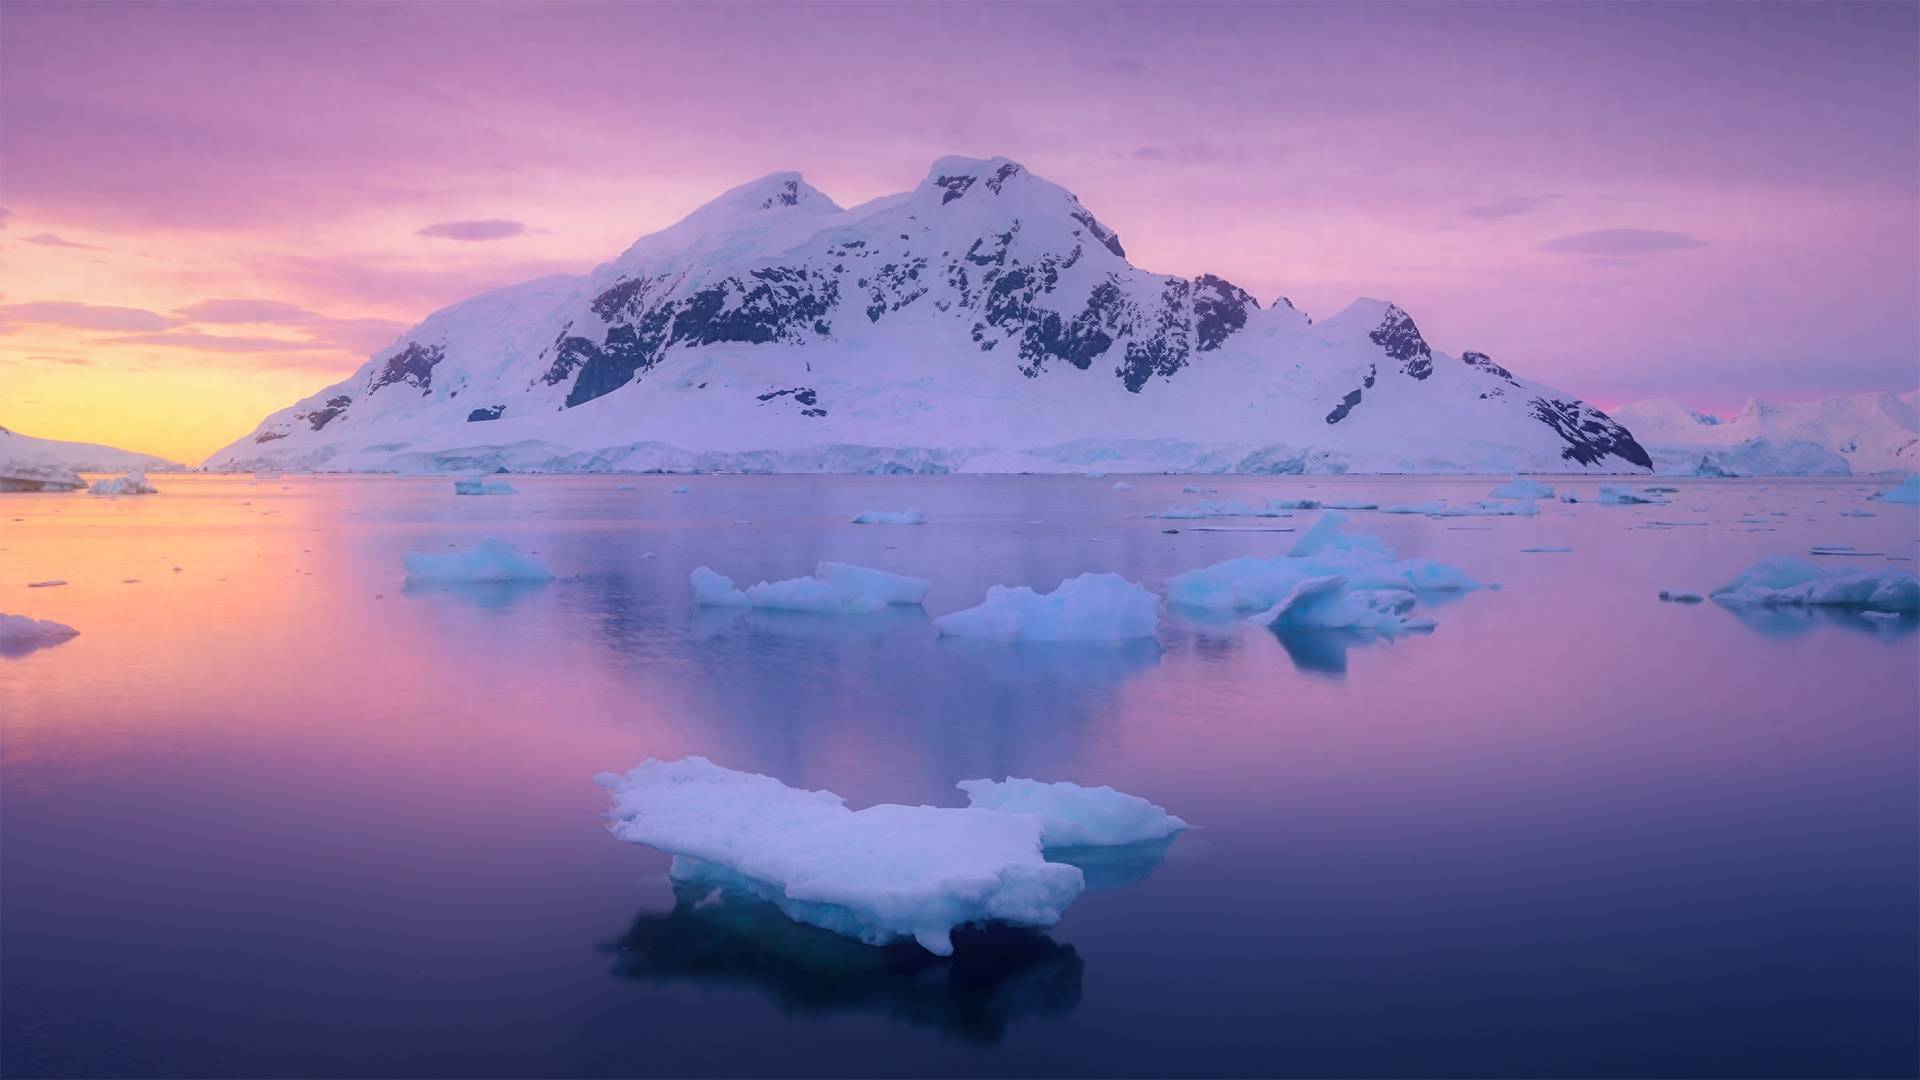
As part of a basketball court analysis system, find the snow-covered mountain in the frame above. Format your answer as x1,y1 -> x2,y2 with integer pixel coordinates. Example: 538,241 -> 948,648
209,156 -> 1652,475
0,425 -> 181,491
1610,391 -> 1918,475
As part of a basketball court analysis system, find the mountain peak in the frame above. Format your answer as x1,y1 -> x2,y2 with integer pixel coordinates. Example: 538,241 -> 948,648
686,171 -> 841,221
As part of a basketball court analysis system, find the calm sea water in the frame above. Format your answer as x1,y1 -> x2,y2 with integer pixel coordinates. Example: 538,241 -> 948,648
3,474 -> 1916,1078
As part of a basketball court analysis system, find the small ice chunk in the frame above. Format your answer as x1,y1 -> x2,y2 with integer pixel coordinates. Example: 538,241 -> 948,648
1521,545 -> 1573,553
0,613 -> 80,644
957,778 -> 1188,847
1490,478 -> 1554,500
1318,499 -> 1379,510
935,573 -> 1160,641
1658,589 -> 1705,603
670,484 -> 691,493
851,508 -> 926,525
89,471 -> 158,496
615,483 -> 637,491
1182,484 -> 1208,494
1872,475 -> 1919,504
1111,481 -> 1133,491
1265,497 -> 1322,510
1710,555 -> 1917,611
595,757 -> 1085,956
403,537 -> 554,584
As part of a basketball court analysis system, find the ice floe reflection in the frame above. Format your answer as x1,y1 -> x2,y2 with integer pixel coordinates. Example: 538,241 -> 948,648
602,882 -> 1082,1044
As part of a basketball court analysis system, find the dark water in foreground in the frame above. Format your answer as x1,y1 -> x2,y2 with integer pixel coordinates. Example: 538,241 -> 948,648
3,475 -> 1916,1078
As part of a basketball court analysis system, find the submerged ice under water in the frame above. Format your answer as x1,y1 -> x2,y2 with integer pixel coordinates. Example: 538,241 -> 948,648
1,473 -> 1915,1078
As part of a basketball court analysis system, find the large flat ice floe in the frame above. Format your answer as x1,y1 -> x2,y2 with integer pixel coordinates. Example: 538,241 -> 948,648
403,537 -> 555,584
596,757 -> 1183,955
1710,556 -> 1917,612
693,561 -> 930,613
1166,512 -> 1483,635
957,778 -> 1188,848
88,471 -> 158,496
934,572 -> 1160,641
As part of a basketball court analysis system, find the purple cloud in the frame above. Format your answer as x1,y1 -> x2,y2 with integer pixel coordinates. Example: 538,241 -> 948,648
1537,229 -> 1707,255
23,232 -> 104,250
0,301 -> 182,331
175,298 -> 407,355
1464,196 -> 1554,221
416,218 -> 527,241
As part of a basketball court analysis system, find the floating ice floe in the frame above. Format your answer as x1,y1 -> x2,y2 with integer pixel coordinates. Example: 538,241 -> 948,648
1148,499 -> 1289,520
1596,485 -> 1666,505
852,508 -> 926,525
1264,497 -> 1321,510
1658,589 -> 1705,603
595,757 -> 1171,955
1379,498 -> 1538,518
1521,545 -> 1573,553
1181,484 -> 1208,494
1319,499 -> 1380,510
1165,512 -> 1483,635
670,484 -> 691,493
1710,556 -> 1917,611
1840,509 -> 1876,518
1489,478 -> 1555,500
453,477 -> 517,495
403,537 -> 555,584
957,778 -> 1188,848
1110,481 -> 1133,491
1873,475 -> 1919,504
89,471 -> 158,496
692,561 -> 930,613
0,613 -> 80,645
935,573 -> 1159,641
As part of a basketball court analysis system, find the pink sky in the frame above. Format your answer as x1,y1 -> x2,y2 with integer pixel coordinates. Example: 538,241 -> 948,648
2,1 -> 1916,461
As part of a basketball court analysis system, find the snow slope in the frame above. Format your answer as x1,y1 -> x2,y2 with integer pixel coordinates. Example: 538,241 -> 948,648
208,156 -> 1652,476
1,425 -> 181,491
1611,391 -> 1919,475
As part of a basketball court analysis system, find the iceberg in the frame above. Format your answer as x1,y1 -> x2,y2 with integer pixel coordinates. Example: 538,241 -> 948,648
453,476 -> 517,495
934,573 -> 1160,641
595,757 -> 1085,956
402,537 -> 555,584
1873,475 -> 1919,504
88,471 -> 158,496
1167,512 -> 1483,633
957,778 -> 1188,848
1710,556 -> 1917,612
691,561 -> 930,613
852,508 -> 926,525
1597,484 -> 1666,505
0,613 -> 80,645
1489,478 -> 1554,499
1244,574 -> 1421,633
